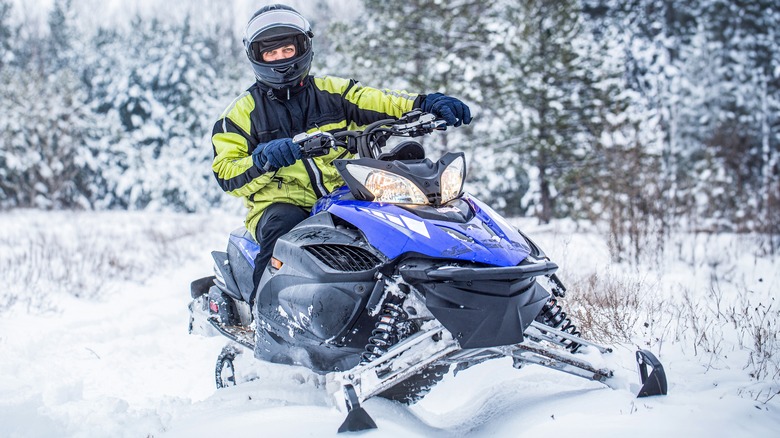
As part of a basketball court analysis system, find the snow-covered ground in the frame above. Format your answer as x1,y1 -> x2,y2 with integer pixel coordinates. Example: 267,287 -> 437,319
0,210 -> 778,437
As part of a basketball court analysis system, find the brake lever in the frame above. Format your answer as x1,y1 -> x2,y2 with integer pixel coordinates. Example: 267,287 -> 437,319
392,113 -> 447,137
423,119 -> 448,131
293,131 -> 337,158
393,113 -> 435,132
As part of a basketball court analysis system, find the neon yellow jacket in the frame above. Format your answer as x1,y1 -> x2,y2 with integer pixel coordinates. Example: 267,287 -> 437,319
212,75 -> 422,239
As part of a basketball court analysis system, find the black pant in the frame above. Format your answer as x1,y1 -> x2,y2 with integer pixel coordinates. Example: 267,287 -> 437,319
252,203 -> 309,291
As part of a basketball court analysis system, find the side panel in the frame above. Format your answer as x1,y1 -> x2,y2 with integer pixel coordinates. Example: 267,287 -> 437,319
225,228 -> 260,302
253,213 -> 382,372
211,251 -> 242,301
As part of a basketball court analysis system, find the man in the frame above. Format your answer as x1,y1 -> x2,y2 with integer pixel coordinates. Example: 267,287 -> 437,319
211,4 -> 472,300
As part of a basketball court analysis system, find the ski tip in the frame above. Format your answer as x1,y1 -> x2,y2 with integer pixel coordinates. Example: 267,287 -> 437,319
636,349 -> 668,397
337,407 -> 378,433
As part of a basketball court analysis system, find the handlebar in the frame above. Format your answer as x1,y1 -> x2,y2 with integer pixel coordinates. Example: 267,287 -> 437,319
260,111 -> 448,173
293,111 -> 447,161
262,131 -> 342,173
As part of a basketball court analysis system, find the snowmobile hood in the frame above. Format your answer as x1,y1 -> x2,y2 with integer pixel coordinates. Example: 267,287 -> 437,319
319,191 -> 531,266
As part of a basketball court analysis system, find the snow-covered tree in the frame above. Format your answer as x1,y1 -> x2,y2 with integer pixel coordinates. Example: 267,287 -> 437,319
332,0 -> 489,96
695,0 -> 779,236
0,0 -> 13,68
0,0 -> 776,246
478,0 -> 612,221
0,0 -> 17,208
329,0 -> 489,159
94,16 -> 227,212
1,0 -> 95,209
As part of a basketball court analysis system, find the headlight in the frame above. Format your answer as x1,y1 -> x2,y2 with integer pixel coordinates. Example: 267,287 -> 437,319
345,164 -> 429,204
440,155 -> 465,203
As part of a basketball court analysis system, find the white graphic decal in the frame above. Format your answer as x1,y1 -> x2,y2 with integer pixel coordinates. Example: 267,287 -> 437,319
357,207 -> 430,239
400,215 -> 430,238
386,215 -> 405,227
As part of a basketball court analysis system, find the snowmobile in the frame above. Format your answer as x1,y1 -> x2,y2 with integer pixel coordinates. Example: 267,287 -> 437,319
188,111 -> 667,432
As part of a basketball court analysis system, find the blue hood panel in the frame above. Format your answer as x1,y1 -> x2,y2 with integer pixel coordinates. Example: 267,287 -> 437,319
318,192 -> 530,267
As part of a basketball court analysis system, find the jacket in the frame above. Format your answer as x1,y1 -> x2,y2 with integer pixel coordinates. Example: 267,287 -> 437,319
211,75 -> 423,239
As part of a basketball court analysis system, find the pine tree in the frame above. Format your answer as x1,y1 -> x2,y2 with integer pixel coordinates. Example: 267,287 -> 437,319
1,0 -> 94,209
481,0 -> 605,222
93,15 -> 228,212
330,0 -> 490,156
332,0 -> 490,93
0,0 -> 13,68
0,0 -> 17,208
701,0 -> 778,233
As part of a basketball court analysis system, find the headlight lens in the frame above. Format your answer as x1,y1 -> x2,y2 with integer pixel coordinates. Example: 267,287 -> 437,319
440,156 -> 465,203
346,164 -> 429,204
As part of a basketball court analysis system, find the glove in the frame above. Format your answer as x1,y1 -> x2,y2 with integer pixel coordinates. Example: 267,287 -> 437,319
420,93 -> 472,127
252,138 -> 302,171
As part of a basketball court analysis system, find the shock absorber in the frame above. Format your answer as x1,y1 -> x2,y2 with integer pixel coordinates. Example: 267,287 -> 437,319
361,285 -> 409,363
535,297 -> 582,352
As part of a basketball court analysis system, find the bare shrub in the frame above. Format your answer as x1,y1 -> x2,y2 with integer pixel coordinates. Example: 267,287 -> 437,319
0,211 -> 226,314
567,270 -> 661,345
568,262 -> 779,385
144,223 -> 201,265
731,294 -> 780,382
669,287 -> 728,368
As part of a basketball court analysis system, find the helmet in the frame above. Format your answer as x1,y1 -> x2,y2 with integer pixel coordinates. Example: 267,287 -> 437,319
243,4 -> 314,90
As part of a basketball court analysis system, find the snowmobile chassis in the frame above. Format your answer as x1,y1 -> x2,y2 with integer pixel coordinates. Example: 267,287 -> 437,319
193,305 -> 666,433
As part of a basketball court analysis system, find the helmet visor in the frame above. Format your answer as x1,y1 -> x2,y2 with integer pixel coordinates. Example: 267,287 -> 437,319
245,9 -> 310,47
248,32 -> 309,64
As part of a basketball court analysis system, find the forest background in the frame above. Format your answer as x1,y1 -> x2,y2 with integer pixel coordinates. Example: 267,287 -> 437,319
1,0 -> 778,264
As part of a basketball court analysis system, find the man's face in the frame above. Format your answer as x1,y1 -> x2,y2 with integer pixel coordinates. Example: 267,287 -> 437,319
262,44 -> 296,62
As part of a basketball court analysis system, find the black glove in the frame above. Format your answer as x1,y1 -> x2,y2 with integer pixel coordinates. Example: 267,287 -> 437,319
420,93 -> 472,127
252,138 -> 302,171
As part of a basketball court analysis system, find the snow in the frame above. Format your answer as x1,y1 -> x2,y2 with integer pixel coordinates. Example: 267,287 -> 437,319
1,210 -> 779,437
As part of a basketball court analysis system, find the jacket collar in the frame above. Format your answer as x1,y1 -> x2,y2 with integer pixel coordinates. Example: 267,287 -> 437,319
258,76 -> 311,100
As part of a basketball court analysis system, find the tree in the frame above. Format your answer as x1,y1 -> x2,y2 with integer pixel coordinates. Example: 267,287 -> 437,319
0,0 -> 17,208
0,0 -> 94,209
481,0 -> 608,222
330,0 -> 490,156
91,16 -> 226,212
698,0 -> 779,240
0,0 -> 13,68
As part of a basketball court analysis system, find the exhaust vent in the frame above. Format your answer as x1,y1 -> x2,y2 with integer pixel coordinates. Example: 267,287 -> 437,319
304,244 -> 382,272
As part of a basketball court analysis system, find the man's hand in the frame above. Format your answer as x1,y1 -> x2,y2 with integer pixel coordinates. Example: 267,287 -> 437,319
252,138 -> 302,171
420,93 -> 472,127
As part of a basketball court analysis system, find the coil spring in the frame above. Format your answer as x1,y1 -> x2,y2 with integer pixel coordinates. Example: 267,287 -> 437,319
361,301 -> 408,363
536,297 -> 581,352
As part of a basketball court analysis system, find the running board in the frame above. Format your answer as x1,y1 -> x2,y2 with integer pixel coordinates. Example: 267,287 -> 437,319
208,318 -> 255,350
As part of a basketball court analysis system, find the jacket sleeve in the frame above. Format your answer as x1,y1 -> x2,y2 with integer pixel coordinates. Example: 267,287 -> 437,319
211,92 -> 274,198
314,77 -> 423,128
